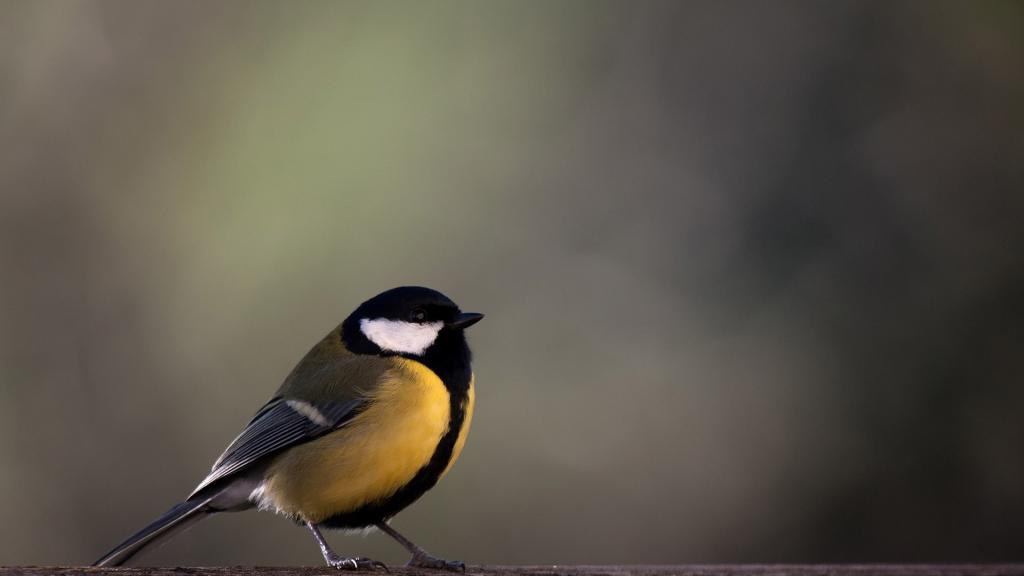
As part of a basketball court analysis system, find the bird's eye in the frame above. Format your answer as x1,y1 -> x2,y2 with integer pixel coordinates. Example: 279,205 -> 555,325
409,308 -> 427,323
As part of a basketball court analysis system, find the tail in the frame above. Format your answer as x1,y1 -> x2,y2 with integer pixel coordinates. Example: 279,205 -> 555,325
93,496 -> 213,566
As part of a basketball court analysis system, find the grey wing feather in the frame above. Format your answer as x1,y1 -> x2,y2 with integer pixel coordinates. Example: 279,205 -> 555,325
189,397 -> 363,497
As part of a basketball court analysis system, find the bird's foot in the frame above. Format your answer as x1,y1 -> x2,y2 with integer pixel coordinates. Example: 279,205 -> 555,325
407,552 -> 465,572
325,553 -> 389,571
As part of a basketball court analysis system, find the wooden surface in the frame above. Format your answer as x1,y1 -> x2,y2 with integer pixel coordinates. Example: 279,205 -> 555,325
2,566 -> 1023,576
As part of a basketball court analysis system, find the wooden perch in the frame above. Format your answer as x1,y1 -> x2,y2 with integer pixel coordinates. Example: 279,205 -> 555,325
2,566 -> 1023,576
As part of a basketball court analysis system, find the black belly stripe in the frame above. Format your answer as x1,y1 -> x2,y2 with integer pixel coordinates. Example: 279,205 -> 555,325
321,328 -> 473,529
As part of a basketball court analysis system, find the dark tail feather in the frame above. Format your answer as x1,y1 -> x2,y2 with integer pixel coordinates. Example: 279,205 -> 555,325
93,497 -> 213,566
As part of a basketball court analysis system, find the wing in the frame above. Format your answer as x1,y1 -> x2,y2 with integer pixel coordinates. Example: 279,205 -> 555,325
188,327 -> 395,498
189,396 -> 363,497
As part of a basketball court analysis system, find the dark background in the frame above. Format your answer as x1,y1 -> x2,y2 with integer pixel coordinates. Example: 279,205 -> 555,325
1,0 -> 1023,566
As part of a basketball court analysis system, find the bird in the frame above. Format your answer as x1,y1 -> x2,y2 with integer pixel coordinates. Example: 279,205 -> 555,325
94,286 -> 483,571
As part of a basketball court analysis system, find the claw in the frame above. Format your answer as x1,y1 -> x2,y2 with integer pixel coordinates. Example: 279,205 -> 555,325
326,554 -> 389,571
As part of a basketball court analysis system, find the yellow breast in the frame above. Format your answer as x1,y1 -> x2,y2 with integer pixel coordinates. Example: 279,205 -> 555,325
262,358 -> 451,523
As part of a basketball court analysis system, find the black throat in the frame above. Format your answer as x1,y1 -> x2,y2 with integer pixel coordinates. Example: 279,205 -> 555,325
328,322 -> 472,528
414,328 -> 473,397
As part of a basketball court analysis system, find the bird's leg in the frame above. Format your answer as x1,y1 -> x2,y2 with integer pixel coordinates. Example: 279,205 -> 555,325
375,521 -> 465,572
307,521 -> 387,571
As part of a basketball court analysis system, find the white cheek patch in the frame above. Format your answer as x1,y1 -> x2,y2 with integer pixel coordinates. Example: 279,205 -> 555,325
359,318 -> 443,356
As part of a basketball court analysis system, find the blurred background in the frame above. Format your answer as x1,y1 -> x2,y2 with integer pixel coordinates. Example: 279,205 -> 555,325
2,0 -> 1023,566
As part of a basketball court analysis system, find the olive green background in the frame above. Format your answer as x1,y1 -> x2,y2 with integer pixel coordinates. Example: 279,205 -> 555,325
2,0 -> 1023,566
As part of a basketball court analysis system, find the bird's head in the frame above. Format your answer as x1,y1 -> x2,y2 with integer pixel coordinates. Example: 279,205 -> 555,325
341,286 -> 483,358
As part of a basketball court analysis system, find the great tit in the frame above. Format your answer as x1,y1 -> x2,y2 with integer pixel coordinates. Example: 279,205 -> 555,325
94,286 -> 483,571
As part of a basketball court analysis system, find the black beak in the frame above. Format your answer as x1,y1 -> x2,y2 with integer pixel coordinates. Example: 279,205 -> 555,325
448,312 -> 484,330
